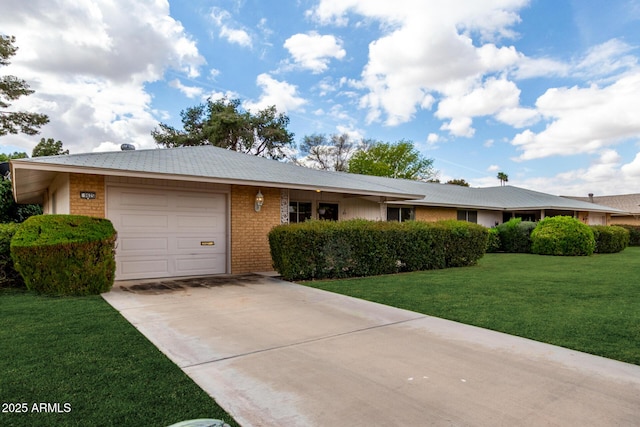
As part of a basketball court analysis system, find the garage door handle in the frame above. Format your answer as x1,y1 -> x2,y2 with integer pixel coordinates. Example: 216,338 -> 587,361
200,241 -> 215,246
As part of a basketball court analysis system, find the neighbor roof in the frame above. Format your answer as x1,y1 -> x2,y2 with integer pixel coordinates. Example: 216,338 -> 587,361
10,145 -> 626,214
564,194 -> 640,215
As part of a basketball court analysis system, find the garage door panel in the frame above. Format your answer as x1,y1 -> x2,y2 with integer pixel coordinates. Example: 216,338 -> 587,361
176,236 -> 226,253
176,193 -> 225,211
175,255 -> 226,275
118,192 -> 169,208
119,237 -> 169,254
175,214 -> 224,230
108,186 -> 228,280
120,258 -> 170,276
121,214 -> 169,229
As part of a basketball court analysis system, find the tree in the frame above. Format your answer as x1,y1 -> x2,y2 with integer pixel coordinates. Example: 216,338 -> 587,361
447,178 -> 470,187
0,151 -> 41,222
348,140 -> 437,181
0,35 -> 49,137
152,97 -> 295,160
0,151 -> 27,163
497,172 -> 509,186
32,138 -> 68,157
295,133 -> 362,171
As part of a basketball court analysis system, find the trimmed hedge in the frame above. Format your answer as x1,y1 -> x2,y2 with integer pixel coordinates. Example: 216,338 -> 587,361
0,223 -> 24,288
11,215 -> 117,296
268,219 -> 488,281
590,225 -> 629,253
617,224 -> 640,246
531,216 -> 595,256
495,218 -> 537,253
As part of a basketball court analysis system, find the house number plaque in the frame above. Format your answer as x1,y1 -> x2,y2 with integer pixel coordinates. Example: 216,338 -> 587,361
80,191 -> 96,200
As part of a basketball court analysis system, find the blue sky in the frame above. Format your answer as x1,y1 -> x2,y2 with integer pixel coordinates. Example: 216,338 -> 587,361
2,0 -> 640,196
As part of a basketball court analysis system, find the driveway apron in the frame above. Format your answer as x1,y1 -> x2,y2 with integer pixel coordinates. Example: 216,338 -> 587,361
102,274 -> 640,427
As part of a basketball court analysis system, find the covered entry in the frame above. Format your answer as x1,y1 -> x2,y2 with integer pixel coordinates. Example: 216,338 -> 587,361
107,186 -> 227,280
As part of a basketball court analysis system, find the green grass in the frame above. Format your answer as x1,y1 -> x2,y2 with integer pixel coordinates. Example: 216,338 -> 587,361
304,247 -> 640,366
0,290 -> 239,427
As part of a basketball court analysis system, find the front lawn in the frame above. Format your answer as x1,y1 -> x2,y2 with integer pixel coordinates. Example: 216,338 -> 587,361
304,247 -> 640,365
0,290 -> 238,427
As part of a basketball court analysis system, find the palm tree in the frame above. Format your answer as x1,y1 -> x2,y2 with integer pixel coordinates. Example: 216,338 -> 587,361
497,172 -> 509,186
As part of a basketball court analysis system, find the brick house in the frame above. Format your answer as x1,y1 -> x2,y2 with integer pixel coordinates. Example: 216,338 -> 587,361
10,146 -> 625,280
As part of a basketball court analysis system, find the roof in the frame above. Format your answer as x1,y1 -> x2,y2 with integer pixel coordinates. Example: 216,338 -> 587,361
10,146 -> 424,203
384,181 -> 623,213
563,194 -> 640,215
9,145 -> 626,214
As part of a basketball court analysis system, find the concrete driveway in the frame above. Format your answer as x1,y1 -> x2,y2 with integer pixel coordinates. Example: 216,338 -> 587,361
103,274 -> 640,426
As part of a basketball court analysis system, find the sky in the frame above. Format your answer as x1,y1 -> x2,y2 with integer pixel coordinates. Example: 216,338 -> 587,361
1,0 -> 640,197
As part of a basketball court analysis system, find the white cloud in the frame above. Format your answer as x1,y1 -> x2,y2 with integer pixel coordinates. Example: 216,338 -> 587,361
169,79 -> 203,99
621,151 -> 640,178
512,149 -> 640,196
0,0 -> 205,153
244,73 -> 307,113
488,165 -> 500,172
512,72 -> 640,160
436,78 -> 522,135
311,0 -> 528,126
284,32 -> 346,73
427,133 -> 440,144
210,7 -> 252,47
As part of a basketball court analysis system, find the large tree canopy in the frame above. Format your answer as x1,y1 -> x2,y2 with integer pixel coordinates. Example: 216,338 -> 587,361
0,35 -> 49,137
348,140 -> 437,181
295,133 -> 364,172
32,137 -> 68,157
152,97 -> 295,160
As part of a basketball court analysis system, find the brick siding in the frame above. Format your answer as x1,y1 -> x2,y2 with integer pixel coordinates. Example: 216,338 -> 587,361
230,185 -> 281,273
69,173 -> 105,218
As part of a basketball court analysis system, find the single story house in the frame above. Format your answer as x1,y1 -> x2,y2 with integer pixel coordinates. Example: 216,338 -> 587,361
564,193 -> 640,225
10,145 -> 625,280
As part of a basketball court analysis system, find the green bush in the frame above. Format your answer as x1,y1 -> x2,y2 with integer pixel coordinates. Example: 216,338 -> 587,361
436,220 -> 488,267
496,218 -> 537,253
486,227 -> 500,253
0,223 -> 24,288
268,219 -> 487,281
531,216 -> 595,256
590,225 -> 629,253
10,215 -> 117,296
617,224 -> 640,246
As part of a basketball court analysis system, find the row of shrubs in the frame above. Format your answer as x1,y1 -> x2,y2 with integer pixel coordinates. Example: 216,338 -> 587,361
488,217 -> 631,256
1,215 -> 117,295
269,219 -> 488,281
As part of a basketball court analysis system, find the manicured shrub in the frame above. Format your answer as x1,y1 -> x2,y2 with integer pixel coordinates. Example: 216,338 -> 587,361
0,223 -> 24,288
531,216 -> 595,256
268,219 -> 487,281
617,224 -> 640,246
486,227 -> 500,253
436,220 -> 489,267
590,225 -> 629,253
11,215 -> 117,296
496,218 -> 537,253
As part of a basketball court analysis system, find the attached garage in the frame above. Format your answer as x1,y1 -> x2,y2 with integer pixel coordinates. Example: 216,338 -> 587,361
107,185 -> 228,280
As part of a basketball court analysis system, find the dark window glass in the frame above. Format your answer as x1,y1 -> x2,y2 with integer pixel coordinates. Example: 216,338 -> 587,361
289,201 -> 312,223
318,202 -> 338,221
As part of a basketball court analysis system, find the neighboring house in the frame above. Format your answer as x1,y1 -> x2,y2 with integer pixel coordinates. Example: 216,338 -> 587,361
10,146 -> 624,280
564,193 -> 640,225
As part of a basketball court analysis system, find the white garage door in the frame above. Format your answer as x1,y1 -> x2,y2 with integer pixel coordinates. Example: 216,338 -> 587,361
107,186 -> 227,280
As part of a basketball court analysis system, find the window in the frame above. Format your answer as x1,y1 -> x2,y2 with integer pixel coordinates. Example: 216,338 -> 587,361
318,202 -> 339,221
457,210 -> 478,223
387,207 -> 414,222
289,201 -> 312,223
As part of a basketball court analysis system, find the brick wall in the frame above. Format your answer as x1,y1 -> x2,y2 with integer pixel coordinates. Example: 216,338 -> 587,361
415,206 -> 457,222
69,173 -> 105,218
231,185 -> 281,273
